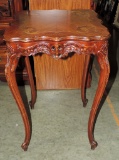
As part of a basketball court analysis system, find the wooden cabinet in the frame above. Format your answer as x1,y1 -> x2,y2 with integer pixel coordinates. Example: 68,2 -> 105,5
0,43 -> 7,81
0,41 -> 28,83
0,0 -> 29,84
29,0 -> 92,89
0,0 -> 14,24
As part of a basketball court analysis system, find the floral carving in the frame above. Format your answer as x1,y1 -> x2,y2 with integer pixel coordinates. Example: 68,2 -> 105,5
6,40 -> 102,59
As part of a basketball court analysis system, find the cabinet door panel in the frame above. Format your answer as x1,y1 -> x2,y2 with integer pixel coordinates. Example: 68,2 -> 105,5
29,0 -> 91,10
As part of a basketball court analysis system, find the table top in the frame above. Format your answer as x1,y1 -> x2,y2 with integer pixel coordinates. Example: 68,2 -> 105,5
4,10 -> 110,42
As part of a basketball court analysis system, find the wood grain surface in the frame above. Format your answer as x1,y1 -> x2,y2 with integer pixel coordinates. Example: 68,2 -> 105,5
29,0 -> 91,10
29,0 -> 92,89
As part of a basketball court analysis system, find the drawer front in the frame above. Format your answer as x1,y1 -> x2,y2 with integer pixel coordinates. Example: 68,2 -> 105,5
0,47 -> 7,65
0,0 -> 11,17
0,54 -> 7,65
0,1 -> 8,6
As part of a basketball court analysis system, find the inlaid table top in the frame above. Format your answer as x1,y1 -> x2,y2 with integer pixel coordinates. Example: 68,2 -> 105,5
4,10 -> 110,41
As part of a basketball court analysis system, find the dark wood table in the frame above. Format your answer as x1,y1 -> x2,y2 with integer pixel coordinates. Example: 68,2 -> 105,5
4,10 -> 110,151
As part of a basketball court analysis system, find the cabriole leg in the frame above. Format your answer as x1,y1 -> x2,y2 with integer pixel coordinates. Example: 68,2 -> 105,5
5,54 -> 31,151
88,41 -> 110,149
25,56 -> 37,109
81,55 -> 90,107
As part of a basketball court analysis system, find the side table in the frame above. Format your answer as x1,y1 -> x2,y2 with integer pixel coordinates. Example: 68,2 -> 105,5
4,10 -> 110,151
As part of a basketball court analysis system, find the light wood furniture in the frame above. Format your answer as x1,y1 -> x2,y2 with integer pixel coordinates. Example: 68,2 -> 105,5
29,0 -> 91,10
4,9 -> 110,151
14,0 -> 23,12
29,0 -> 92,89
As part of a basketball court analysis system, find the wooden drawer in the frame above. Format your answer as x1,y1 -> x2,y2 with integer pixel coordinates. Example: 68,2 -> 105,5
0,0 -> 8,3
0,45 -> 6,81
0,48 -> 7,67
0,47 -> 7,65
0,0 -> 11,17
0,54 -> 7,65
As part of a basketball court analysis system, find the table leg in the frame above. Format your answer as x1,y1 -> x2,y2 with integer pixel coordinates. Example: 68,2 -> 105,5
81,55 -> 90,107
88,44 -> 110,150
5,54 -> 31,151
25,56 -> 36,109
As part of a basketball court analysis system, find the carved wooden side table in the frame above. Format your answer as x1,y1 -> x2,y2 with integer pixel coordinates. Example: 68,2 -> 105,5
4,10 -> 110,151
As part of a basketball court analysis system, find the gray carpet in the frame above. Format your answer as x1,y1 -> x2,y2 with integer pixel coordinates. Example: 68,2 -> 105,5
0,59 -> 119,160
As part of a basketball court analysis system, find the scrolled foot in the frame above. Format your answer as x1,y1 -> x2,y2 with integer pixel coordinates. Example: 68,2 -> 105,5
29,101 -> 34,109
91,140 -> 98,150
83,99 -> 88,107
21,142 -> 29,151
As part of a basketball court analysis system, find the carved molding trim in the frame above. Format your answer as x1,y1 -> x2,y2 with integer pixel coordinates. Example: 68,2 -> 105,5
7,40 -> 105,60
6,40 -> 108,73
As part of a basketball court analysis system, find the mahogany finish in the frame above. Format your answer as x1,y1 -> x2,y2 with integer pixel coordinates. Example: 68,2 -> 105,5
29,0 -> 92,90
4,10 -> 110,151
